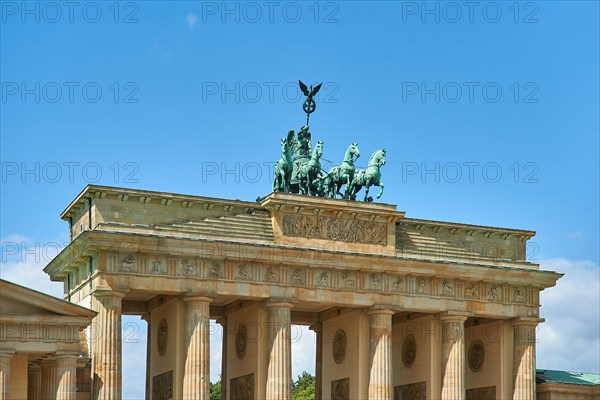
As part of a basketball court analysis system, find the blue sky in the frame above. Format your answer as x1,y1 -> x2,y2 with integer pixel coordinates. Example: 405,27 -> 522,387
1,1 -> 598,398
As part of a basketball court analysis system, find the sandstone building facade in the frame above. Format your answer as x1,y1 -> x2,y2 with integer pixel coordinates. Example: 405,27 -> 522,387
6,184 -> 565,400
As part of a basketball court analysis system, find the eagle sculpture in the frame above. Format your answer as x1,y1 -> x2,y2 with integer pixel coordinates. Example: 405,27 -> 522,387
299,80 -> 323,100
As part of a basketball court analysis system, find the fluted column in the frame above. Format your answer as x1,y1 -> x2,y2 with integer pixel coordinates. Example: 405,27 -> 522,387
0,351 -> 14,400
56,353 -> 78,400
513,318 -> 543,400
368,308 -> 394,400
40,359 -> 58,400
217,318 -> 228,400
182,296 -> 212,400
93,290 -> 125,400
309,323 -> 323,400
440,312 -> 469,400
28,364 -> 41,400
266,300 -> 294,400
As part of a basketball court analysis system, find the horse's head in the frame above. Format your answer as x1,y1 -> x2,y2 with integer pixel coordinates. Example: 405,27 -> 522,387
369,149 -> 387,167
349,142 -> 360,160
315,141 -> 324,158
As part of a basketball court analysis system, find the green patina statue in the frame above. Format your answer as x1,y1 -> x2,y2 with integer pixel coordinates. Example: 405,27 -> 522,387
347,149 -> 386,202
297,140 -> 324,196
270,80 -> 387,202
324,142 -> 360,199
273,136 -> 292,193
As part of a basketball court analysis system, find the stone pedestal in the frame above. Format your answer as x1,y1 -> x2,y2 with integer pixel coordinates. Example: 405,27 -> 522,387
0,352 -> 13,400
56,354 -> 78,400
309,323 -> 323,400
28,364 -> 41,400
513,318 -> 542,400
440,312 -> 469,400
93,290 -> 125,400
368,308 -> 394,400
41,359 -> 58,400
182,296 -> 212,400
266,300 -> 294,400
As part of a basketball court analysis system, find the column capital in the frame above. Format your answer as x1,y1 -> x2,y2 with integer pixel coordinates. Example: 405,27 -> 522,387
54,352 -> 80,360
216,317 -> 227,326
140,312 -> 151,322
439,311 -> 471,323
265,297 -> 298,308
39,358 -> 57,367
367,305 -> 397,316
182,294 -> 215,303
512,317 -> 544,327
0,350 -> 15,359
28,363 -> 41,372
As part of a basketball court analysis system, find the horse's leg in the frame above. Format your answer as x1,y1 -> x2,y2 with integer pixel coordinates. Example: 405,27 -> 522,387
274,170 -> 281,192
363,184 -> 370,202
377,181 -> 384,199
299,174 -> 306,195
336,182 -> 344,198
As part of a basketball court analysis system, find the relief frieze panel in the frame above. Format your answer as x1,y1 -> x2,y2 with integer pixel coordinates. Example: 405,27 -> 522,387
230,373 -> 254,400
152,371 -> 173,400
394,381 -> 426,400
331,378 -> 349,400
289,267 -> 306,285
281,213 -> 387,245
179,257 -> 197,276
466,386 -> 496,400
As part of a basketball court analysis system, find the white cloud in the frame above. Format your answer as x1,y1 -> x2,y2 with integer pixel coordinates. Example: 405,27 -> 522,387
538,258 -> 600,373
1,234 -> 65,297
187,12 -> 199,29
567,231 -> 586,240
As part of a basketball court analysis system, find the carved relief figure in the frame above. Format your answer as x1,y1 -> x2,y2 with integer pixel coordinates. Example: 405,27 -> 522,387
513,287 -> 525,303
235,325 -> 248,360
465,283 -> 479,299
393,277 -> 406,292
487,285 -> 500,301
264,267 -> 277,282
209,262 -> 222,278
237,264 -> 251,280
291,268 -> 303,284
316,272 -> 329,287
369,273 -> 380,289
442,280 -> 455,297
152,371 -> 173,400
468,340 -> 485,372
282,213 -> 387,245
394,382 -> 426,400
231,373 -> 254,400
120,254 -> 137,272
402,335 -> 417,367
342,273 -> 355,288
417,279 -> 429,294
151,257 -> 166,274
465,386 -> 496,400
181,258 -> 194,275
331,378 -> 349,400
332,329 -> 347,364
157,319 -> 168,356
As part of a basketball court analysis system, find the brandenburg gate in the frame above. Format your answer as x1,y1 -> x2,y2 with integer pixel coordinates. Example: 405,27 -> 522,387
43,184 -> 561,400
